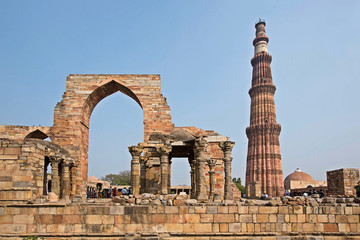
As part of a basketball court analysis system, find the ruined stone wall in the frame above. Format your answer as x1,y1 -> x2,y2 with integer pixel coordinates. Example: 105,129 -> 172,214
51,74 -> 174,183
0,139 -> 46,201
327,169 -> 359,196
0,139 -> 73,202
0,203 -> 359,239
0,126 -> 52,141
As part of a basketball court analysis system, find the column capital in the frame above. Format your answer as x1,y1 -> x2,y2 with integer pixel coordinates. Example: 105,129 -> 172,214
220,141 -> 235,153
207,158 -> 217,169
223,157 -> 233,163
50,156 -> 62,165
139,155 -> 148,163
128,145 -> 143,157
194,137 -> 208,157
63,157 -> 75,166
156,145 -> 172,156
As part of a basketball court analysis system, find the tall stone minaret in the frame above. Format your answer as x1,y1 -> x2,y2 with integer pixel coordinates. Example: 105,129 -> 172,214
245,19 -> 284,197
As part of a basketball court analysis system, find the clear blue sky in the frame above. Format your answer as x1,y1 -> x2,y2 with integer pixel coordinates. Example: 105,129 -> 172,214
1,1 -> 359,185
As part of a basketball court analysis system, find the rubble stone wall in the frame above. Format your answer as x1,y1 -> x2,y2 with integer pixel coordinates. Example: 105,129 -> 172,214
0,204 -> 359,239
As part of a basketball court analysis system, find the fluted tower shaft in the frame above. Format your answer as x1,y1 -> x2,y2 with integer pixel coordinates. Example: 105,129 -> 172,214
245,20 -> 284,197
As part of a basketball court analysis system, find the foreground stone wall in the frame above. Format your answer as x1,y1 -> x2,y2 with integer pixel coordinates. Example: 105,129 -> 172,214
0,203 -> 359,239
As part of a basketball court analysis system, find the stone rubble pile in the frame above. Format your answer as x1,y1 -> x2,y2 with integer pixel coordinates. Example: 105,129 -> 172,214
81,193 -> 360,207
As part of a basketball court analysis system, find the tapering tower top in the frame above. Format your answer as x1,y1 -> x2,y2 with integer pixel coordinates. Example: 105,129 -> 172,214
253,19 -> 269,55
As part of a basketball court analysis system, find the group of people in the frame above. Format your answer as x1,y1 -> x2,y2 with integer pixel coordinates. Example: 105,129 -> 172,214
301,189 -> 325,198
86,187 -> 132,199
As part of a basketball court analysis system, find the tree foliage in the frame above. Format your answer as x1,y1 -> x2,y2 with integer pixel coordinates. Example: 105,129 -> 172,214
232,177 -> 245,194
101,170 -> 131,186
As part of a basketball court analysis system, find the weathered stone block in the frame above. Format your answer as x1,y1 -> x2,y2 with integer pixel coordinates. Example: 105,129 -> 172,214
207,206 -> 218,214
239,214 -> 252,223
184,214 -> 200,223
200,214 -> 213,223
109,206 -> 124,215
183,223 -> 194,232
165,223 -> 183,232
86,215 -> 101,224
214,214 -> 234,223
338,223 -> 350,232
4,147 -> 21,155
336,215 -> 348,223
0,224 -> 26,234
219,223 -> 229,232
318,215 -> 329,223
151,214 -> 167,223
238,206 -> 249,214
218,206 -> 229,213
259,206 -> 278,214
323,223 -> 338,232
194,223 -> 212,232
256,214 -> 269,223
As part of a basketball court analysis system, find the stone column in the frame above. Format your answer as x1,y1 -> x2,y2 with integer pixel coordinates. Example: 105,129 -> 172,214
194,137 -> 208,201
189,156 -> 196,199
207,158 -> 217,201
168,158 -> 172,190
139,156 -> 147,193
220,141 -> 235,200
157,145 -> 172,195
75,163 -> 82,197
61,162 -> 71,199
70,162 -> 77,197
129,145 -> 143,195
50,156 -> 61,196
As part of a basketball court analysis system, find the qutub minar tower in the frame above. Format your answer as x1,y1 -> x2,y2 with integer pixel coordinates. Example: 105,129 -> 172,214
245,19 -> 284,197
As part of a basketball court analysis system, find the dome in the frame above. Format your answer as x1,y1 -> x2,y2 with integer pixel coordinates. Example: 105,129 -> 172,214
88,176 -> 99,181
284,168 -> 314,182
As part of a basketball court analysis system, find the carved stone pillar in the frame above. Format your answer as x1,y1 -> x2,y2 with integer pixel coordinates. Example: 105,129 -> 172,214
61,162 -> 71,199
194,137 -> 208,201
129,145 -> 143,195
140,156 -> 147,194
157,145 -> 172,195
75,163 -> 82,197
70,163 -> 77,197
168,158 -> 172,190
50,156 -> 61,196
207,158 -> 217,201
220,141 -> 235,200
189,156 -> 196,199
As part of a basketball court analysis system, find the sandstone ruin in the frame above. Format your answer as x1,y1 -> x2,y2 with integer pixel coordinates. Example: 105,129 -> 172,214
0,19 -> 359,239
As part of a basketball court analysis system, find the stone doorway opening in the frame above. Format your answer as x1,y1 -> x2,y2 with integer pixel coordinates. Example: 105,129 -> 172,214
43,156 -> 52,195
170,157 -> 191,187
87,90 -> 143,179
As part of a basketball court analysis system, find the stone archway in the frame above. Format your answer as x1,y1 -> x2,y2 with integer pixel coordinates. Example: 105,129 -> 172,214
51,74 -> 174,195
25,129 -> 50,140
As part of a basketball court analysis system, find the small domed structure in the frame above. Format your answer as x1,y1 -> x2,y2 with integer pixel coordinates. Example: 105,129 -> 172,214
87,176 -> 99,182
285,168 -> 314,182
284,168 -> 315,190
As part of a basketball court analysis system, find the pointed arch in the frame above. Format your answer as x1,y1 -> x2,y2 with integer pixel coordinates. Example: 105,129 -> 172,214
81,80 -> 143,127
25,129 -> 49,140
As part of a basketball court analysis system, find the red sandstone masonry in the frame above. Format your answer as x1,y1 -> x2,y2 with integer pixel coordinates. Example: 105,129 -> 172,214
0,204 -> 359,239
